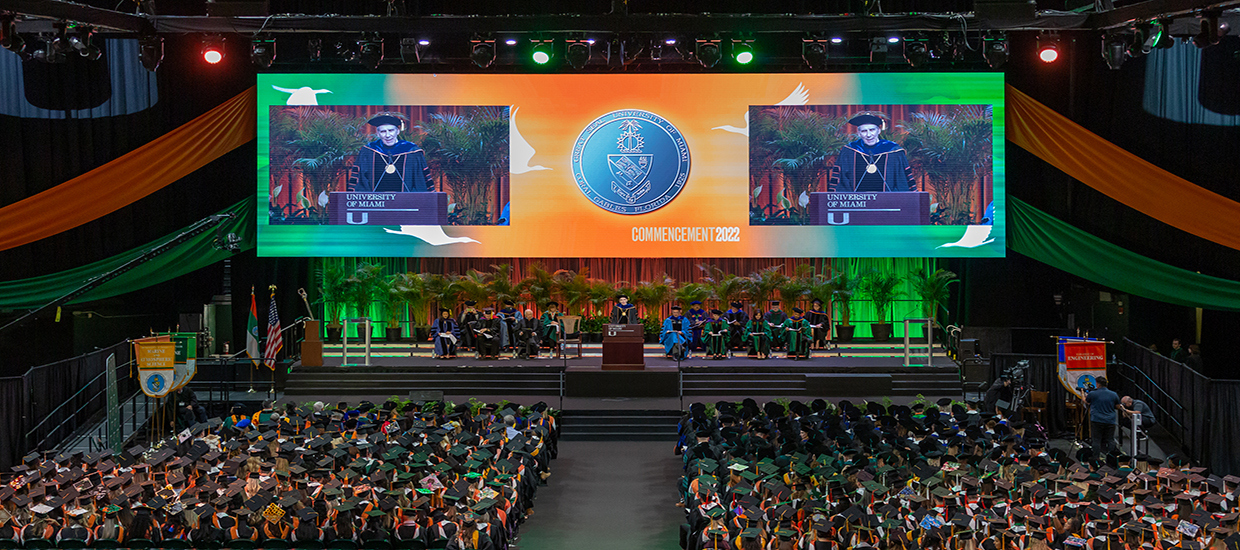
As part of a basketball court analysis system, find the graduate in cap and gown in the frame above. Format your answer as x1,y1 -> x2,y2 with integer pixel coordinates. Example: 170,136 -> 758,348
610,295 -> 639,325
348,112 -> 434,193
458,301 -> 479,351
703,309 -> 730,360
764,302 -> 789,350
828,112 -> 914,193
662,305 -> 691,360
724,302 -> 749,350
432,308 -> 460,359
784,308 -> 813,360
686,301 -> 708,351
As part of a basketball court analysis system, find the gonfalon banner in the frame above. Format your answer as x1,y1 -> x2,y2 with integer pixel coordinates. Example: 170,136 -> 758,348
257,73 -> 1005,258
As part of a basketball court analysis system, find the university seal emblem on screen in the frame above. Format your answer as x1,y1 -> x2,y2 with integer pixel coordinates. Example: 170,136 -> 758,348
571,109 -> 690,215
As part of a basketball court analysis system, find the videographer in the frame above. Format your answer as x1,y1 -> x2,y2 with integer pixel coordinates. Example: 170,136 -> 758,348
984,376 -> 1011,416
1085,377 -> 1122,455
1119,395 -> 1155,445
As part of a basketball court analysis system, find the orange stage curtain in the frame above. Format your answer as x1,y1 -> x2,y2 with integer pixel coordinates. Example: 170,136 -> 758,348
0,87 -> 257,252
1006,84 -> 1240,252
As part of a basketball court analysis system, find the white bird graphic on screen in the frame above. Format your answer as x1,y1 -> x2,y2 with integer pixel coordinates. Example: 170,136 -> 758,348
713,83 -> 810,137
510,106 -> 550,174
272,85 -> 332,106
937,225 -> 995,249
384,226 -> 481,246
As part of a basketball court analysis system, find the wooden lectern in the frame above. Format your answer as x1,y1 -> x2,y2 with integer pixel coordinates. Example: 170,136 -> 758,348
602,324 -> 645,371
327,192 -> 449,225
301,320 -> 323,367
806,192 -> 931,225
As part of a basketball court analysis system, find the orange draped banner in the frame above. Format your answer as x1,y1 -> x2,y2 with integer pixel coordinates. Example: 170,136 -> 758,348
1006,84 -> 1240,252
0,87 -> 257,252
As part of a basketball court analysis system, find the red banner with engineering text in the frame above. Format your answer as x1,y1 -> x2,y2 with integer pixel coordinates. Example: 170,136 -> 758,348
1063,341 -> 1106,370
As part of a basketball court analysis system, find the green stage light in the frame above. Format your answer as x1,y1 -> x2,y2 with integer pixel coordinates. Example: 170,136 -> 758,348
733,41 -> 754,64
531,42 -> 552,64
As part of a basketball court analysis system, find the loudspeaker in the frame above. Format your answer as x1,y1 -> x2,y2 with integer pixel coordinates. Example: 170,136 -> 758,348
959,338 -> 981,357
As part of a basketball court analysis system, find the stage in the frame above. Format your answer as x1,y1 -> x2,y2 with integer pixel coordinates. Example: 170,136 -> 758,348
284,340 -> 963,400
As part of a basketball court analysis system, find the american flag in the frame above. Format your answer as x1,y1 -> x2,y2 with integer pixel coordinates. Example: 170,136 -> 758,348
264,288 -> 282,370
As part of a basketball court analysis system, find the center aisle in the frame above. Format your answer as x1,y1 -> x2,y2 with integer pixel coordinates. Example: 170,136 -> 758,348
518,440 -> 683,549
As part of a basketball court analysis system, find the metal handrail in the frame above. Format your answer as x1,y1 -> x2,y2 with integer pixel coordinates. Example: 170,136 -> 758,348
1111,359 -> 1187,433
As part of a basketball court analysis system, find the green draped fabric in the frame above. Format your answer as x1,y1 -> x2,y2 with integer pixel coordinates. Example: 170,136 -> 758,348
0,198 -> 255,309
1009,197 -> 1240,311
835,257 -> 933,338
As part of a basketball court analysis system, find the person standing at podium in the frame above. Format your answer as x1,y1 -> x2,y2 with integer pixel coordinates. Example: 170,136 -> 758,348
661,305 -> 690,360
348,112 -> 434,193
829,112 -> 914,193
610,294 -> 638,325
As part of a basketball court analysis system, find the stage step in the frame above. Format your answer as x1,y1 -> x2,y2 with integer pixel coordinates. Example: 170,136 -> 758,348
559,410 -> 681,441
319,341 -> 948,360
284,367 -> 564,397
681,369 -> 962,398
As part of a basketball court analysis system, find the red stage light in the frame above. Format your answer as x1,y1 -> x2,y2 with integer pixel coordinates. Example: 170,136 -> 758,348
1038,45 -> 1059,63
202,44 -> 224,64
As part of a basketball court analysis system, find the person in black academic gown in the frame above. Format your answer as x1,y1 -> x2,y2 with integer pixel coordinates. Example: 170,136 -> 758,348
348,112 -> 434,193
805,299 -> 830,350
473,308 -> 502,359
458,301 -> 479,351
610,294 -> 639,325
828,112 -> 914,194
723,302 -> 748,350
515,309 -> 542,359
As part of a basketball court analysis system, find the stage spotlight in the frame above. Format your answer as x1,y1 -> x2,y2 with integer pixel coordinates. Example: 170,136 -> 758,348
399,37 -> 427,63
138,35 -> 163,72
732,40 -> 754,64
33,36 -> 66,64
696,38 -> 721,68
565,40 -> 591,69
66,28 -> 101,61
982,32 -> 1009,69
357,35 -> 383,69
1102,34 -> 1128,69
251,37 -> 276,68
887,36 -> 901,44
531,40 -> 552,64
470,37 -> 495,68
903,34 -> 929,67
665,38 -> 677,45
830,36 -> 844,44
1036,32 -> 1060,63
1141,20 -> 1173,52
201,36 -> 225,64
1,16 -> 27,57
650,40 -> 663,60
802,38 -> 828,69
504,38 -> 518,46
870,36 -> 889,63
1192,13 -> 1228,48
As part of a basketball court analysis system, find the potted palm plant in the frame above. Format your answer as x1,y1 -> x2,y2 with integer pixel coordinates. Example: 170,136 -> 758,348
910,268 -> 959,326
632,274 -> 675,342
898,106 -> 994,225
344,262 -> 384,339
518,263 -> 559,311
745,266 -> 789,311
270,107 -> 368,224
415,107 -> 511,225
585,280 -> 618,342
316,261 -> 352,342
697,263 -> 746,312
378,273 -> 407,341
829,271 -> 858,342
860,270 -> 904,342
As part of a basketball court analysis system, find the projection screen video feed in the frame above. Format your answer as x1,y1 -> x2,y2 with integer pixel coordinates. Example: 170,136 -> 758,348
258,73 -> 1005,257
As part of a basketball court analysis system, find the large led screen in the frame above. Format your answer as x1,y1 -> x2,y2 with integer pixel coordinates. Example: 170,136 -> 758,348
258,73 -> 1005,257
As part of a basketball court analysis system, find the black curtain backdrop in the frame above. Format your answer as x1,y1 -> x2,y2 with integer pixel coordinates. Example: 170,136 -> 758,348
0,376 -> 26,472
0,342 -> 134,470
990,353 -> 1068,435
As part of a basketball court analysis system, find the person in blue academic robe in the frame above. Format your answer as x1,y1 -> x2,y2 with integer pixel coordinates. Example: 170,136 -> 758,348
610,295 -> 639,325
686,301 -> 708,351
661,305 -> 690,360
432,309 -> 460,359
828,112 -> 914,194
496,300 -> 523,351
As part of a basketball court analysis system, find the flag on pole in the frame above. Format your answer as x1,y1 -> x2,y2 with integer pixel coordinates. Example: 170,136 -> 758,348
246,287 -> 260,364
264,286 -> 283,370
